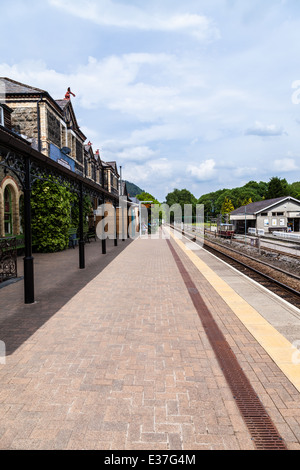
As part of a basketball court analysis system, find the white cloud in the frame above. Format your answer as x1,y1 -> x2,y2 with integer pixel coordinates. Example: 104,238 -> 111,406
245,121 -> 286,137
233,167 -> 257,178
49,0 -> 220,41
123,158 -> 173,186
274,158 -> 298,172
2,0 -> 300,201
112,146 -> 158,163
0,53 -> 252,144
186,159 -> 216,182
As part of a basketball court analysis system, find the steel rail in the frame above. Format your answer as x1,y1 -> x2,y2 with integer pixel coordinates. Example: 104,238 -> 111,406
170,225 -> 300,301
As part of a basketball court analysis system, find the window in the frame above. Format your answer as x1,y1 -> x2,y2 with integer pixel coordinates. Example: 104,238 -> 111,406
261,212 -> 268,216
98,168 -> 103,186
4,187 -> 12,235
91,163 -> 96,181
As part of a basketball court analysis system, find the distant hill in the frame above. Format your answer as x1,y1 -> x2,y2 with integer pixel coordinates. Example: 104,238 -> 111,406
125,181 -> 144,197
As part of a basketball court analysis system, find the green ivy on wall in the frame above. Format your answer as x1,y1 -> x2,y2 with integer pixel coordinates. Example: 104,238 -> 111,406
31,178 -> 92,253
70,193 -> 92,233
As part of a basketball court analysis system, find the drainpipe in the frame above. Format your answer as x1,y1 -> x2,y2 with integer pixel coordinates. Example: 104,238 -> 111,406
37,95 -> 43,153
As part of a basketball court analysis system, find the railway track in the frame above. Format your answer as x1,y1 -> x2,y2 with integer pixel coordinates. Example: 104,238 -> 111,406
205,229 -> 300,260
172,225 -> 300,310
234,237 -> 300,261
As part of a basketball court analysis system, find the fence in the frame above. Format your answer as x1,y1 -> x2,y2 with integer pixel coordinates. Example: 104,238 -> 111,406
273,231 -> 300,241
0,237 -> 17,283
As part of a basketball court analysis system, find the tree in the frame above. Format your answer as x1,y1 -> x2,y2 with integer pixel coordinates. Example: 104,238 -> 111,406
265,177 -> 289,199
125,181 -> 144,197
136,191 -> 163,231
136,191 -> 159,205
241,197 -> 253,206
198,189 -> 226,218
165,189 -> 198,223
196,178 -> 300,220
165,188 -> 197,210
221,197 -> 234,215
243,180 -> 268,199
289,181 -> 300,199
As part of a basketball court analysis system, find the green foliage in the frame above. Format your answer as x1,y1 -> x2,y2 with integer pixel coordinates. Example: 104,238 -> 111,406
221,197 -> 234,214
198,189 -> 227,218
289,181 -> 300,199
31,179 -> 72,252
136,191 -> 160,204
125,181 -> 144,197
31,178 -> 92,253
265,176 -> 289,199
197,177 -> 300,218
165,188 -> 197,210
136,191 -> 164,229
70,194 -> 93,232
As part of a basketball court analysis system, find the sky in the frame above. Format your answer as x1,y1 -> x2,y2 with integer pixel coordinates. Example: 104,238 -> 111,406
1,0 -> 300,201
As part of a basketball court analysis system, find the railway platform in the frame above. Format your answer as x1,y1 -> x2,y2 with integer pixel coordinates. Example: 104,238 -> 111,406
0,230 -> 300,451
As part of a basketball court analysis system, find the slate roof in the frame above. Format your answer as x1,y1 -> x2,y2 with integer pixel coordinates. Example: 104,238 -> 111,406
0,77 -> 46,95
105,161 -> 119,175
55,99 -> 69,110
230,197 -> 293,215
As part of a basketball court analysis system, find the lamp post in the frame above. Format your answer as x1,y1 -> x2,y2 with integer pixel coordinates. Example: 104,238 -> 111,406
119,165 -> 125,241
78,182 -> 85,269
23,156 -> 34,304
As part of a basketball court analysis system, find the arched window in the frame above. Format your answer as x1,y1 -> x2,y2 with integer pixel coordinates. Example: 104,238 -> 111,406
4,186 -> 12,235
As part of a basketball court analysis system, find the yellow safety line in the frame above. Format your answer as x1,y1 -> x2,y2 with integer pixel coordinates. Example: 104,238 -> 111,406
169,229 -> 300,392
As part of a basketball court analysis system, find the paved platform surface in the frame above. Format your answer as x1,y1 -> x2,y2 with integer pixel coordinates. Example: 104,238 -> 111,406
0,232 -> 300,450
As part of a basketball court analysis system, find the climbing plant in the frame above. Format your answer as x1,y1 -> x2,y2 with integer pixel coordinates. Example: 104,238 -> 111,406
30,178 -> 92,253
31,178 -> 73,252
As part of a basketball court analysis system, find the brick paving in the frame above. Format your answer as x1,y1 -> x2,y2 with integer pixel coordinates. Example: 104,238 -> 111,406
0,233 -> 299,450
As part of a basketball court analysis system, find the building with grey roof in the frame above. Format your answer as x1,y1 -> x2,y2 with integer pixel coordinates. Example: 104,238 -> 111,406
230,196 -> 300,234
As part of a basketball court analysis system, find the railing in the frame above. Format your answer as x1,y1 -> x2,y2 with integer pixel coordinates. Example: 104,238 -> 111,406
273,231 -> 300,241
0,237 -> 17,283
248,228 -> 265,236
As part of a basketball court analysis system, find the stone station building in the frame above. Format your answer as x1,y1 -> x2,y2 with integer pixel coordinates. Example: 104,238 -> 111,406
0,77 -> 123,239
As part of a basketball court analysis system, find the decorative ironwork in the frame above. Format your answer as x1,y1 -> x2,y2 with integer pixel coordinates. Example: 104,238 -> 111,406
0,148 -> 26,188
30,159 -> 82,195
0,133 -> 126,303
0,237 -> 17,283
0,143 -> 117,202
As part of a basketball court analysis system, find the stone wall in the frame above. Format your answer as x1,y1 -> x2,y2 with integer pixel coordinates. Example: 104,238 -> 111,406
10,106 -> 38,142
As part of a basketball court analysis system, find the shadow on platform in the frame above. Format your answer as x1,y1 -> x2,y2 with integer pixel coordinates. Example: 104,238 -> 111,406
0,238 -> 133,355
